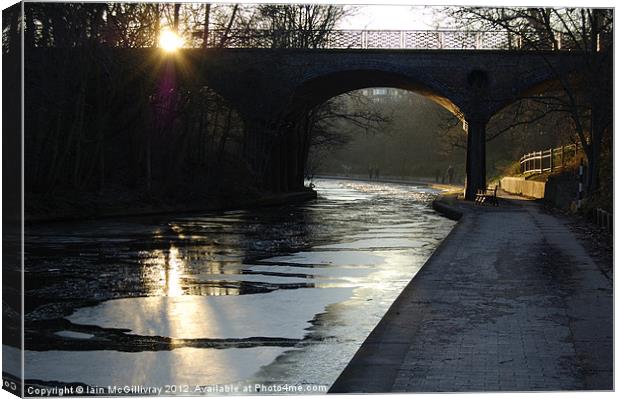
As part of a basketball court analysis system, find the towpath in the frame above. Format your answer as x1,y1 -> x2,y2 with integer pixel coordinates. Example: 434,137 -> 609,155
330,194 -> 612,392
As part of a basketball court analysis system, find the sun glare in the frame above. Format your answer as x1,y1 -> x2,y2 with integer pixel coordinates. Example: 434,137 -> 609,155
159,29 -> 183,52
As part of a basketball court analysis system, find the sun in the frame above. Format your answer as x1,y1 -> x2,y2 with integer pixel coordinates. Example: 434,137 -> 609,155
159,29 -> 184,52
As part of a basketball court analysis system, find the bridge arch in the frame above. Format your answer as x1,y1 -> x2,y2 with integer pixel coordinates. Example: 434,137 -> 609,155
482,77 -> 570,141
288,69 -> 464,119
275,70 -> 467,196
189,48 -> 587,199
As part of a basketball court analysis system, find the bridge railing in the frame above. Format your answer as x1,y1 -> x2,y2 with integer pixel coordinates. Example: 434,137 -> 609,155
519,143 -> 581,175
199,29 -> 591,50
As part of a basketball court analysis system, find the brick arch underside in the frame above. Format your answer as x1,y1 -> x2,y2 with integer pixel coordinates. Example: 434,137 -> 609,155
289,69 -> 464,119
489,69 -> 577,118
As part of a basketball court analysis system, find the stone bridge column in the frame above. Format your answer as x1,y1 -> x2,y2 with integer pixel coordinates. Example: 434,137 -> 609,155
272,121 -> 307,193
284,128 -> 301,191
464,115 -> 489,201
243,116 -> 300,193
285,120 -> 309,192
243,117 -> 278,192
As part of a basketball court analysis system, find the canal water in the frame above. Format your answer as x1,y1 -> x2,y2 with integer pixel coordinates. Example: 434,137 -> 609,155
17,178 -> 455,394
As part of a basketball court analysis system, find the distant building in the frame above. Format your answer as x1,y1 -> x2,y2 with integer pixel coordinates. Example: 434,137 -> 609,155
360,87 -> 415,104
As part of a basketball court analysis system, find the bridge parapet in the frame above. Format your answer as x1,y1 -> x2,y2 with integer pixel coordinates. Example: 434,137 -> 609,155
200,29 -> 593,51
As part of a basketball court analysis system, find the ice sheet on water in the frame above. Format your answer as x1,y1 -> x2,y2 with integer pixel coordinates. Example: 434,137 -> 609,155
266,251 -> 385,266
54,331 -> 95,340
189,273 -> 311,285
244,264 -> 373,279
367,222 -> 423,230
2,345 -> 21,378
315,238 -> 425,249
24,346 -> 288,388
67,287 -> 354,340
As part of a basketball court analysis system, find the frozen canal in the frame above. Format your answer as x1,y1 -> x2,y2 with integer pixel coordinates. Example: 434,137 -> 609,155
17,178 -> 455,394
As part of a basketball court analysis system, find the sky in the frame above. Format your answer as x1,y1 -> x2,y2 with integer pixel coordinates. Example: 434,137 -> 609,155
338,5 -> 440,30
191,0 -> 611,32
0,1 -> 605,32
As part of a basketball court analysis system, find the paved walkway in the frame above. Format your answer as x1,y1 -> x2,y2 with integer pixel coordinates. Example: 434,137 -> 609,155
330,196 -> 612,392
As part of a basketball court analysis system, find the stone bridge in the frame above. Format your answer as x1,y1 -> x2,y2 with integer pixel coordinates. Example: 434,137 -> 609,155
28,47 -> 587,199
178,48 -> 585,199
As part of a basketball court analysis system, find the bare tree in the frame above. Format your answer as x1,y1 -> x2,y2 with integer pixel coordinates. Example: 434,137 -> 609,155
303,92 -> 391,177
443,6 -> 612,192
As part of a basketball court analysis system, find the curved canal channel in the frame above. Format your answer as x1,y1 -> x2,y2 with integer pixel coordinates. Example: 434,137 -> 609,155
16,178 -> 455,394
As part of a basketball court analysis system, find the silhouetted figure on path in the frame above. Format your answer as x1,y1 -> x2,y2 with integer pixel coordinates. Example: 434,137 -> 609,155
447,165 -> 454,184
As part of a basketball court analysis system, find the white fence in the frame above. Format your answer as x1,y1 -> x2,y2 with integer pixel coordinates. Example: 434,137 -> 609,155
520,143 -> 580,174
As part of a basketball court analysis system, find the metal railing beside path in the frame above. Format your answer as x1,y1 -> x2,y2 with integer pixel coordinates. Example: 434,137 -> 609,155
593,208 -> 612,231
520,143 -> 580,174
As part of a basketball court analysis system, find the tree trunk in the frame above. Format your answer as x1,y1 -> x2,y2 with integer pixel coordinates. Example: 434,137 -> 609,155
153,3 -> 160,48
586,115 -> 603,193
146,115 -> 153,194
173,4 -> 181,32
202,4 -> 211,47
300,112 -> 314,179
219,5 -> 239,48
24,6 -> 35,48
216,108 -> 233,165
585,145 -> 598,193
7,5 -> 20,52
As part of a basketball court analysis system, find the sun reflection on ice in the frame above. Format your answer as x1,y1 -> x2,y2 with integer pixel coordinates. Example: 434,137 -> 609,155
164,246 -> 184,297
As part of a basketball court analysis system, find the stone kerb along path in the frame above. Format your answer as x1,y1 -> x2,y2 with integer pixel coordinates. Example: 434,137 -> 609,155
329,194 -> 612,392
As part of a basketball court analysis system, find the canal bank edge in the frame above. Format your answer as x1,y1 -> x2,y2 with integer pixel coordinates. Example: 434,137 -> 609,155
431,194 -> 464,221
25,189 -> 317,223
329,193 -> 468,393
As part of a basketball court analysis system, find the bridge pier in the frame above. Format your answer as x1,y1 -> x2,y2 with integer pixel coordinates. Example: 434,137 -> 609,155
276,128 -> 305,193
243,118 -> 280,192
465,116 -> 487,201
266,138 -> 283,193
244,115 -> 309,193
258,130 -> 294,193
285,129 -> 303,191
278,137 -> 288,192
